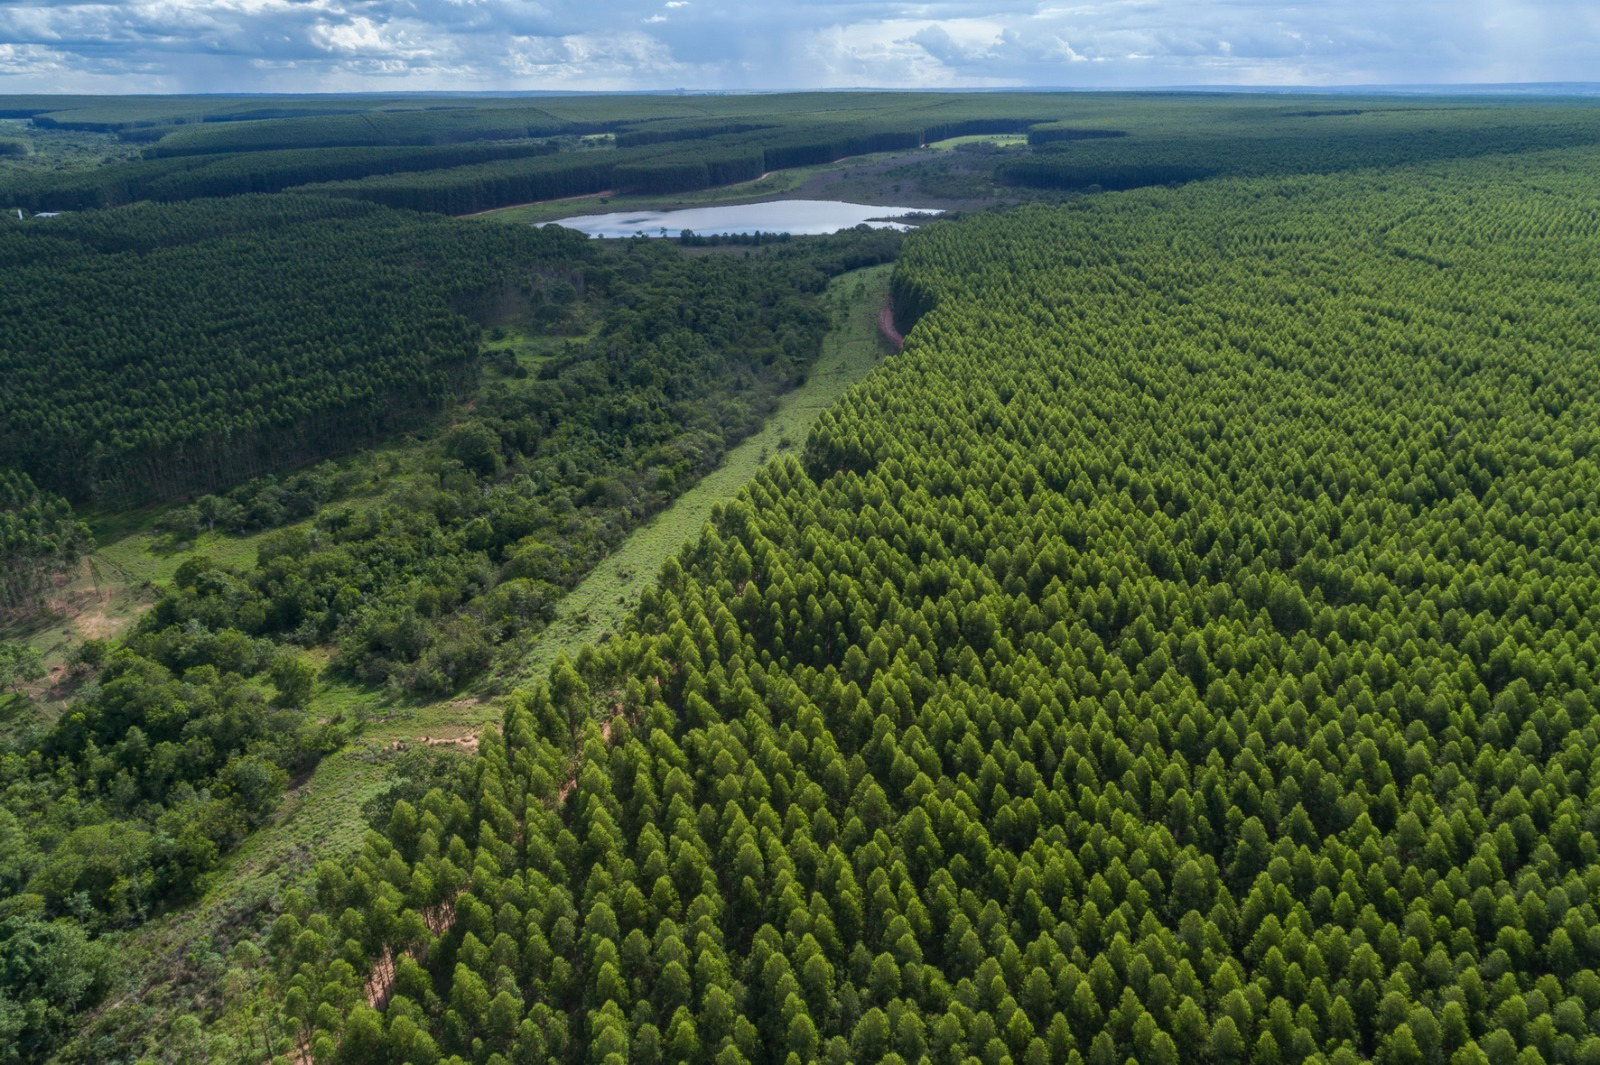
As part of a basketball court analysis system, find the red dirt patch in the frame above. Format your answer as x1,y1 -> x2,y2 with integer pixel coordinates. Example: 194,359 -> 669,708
364,949 -> 398,1010
30,560 -> 141,648
878,300 -> 905,351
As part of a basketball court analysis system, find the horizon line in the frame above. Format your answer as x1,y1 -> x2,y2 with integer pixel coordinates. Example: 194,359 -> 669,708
4,81 -> 1600,100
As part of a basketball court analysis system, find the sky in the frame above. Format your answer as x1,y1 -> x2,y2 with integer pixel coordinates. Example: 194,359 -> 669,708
0,0 -> 1596,95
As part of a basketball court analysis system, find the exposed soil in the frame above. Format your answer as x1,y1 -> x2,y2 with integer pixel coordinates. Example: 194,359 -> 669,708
71,587 -> 121,642
363,950 -> 398,1010
385,727 -> 483,755
18,559 -> 147,644
4,563 -> 146,709
422,730 -> 481,754
878,301 -> 905,351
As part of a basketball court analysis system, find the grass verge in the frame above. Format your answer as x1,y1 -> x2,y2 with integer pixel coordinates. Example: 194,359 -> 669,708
926,133 -> 1029,150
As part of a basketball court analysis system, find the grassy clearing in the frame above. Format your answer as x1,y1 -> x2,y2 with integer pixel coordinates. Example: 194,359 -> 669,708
481,321 -> 588,373
926,133 -> 1029,150
0,579 -> 144,738
176,680 -> 422,906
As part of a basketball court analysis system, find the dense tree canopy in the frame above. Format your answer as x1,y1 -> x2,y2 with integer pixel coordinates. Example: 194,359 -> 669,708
0,142 -> 560,212
0,915 -> 111,1063
0,195 -> 591,503
279,145 -> 1600,1065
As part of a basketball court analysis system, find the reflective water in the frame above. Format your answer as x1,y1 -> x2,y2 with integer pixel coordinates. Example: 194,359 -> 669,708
540,199 -> 940,238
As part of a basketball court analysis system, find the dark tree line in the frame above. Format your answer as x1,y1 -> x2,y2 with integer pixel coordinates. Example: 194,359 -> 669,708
298,117 -> 1043,214
144,108 -> 580,155
0,142 -> 558,212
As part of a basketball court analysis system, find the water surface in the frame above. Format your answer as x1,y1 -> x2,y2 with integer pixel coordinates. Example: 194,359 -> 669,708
541,199 -> 940,238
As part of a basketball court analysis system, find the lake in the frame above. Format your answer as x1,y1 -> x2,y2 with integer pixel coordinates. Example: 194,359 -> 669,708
540,199 -> 940,238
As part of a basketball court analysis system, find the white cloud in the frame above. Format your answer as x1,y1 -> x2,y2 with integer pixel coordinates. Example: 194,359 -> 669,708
502,30 -> 686,88
0,0 -> 1594,91
0,42 -> 67,75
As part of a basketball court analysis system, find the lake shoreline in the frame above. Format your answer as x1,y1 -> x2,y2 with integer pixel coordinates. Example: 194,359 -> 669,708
538,198 -> 942,238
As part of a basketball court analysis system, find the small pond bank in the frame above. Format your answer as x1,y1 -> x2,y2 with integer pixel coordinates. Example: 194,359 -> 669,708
540,199 -> 940,238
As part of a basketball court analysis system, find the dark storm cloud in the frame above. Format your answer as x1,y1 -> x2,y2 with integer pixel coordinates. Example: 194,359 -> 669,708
0,0 -> 1595,92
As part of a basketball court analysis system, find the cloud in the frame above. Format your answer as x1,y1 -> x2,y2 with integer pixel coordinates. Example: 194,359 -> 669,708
0,0 -> 1593,92
0,42 -> 67,76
